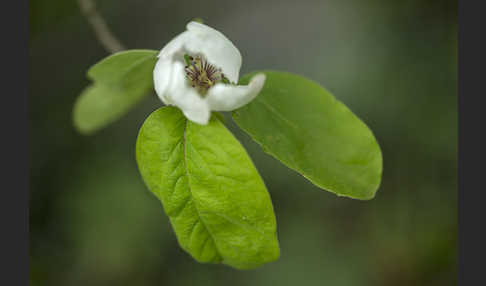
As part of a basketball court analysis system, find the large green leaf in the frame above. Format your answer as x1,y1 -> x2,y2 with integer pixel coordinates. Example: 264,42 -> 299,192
136,107 -> 279,269
73,50 -> 158,134
233,71 -> 382,200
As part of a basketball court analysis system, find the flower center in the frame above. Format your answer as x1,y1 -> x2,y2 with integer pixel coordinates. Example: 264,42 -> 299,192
184,54 -> 229,96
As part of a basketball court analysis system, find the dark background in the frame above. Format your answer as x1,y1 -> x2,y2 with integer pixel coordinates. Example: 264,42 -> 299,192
29,0 -> 457,285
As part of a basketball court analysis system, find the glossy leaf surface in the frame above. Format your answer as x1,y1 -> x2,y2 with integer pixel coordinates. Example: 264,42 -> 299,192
136,107 -> 280,269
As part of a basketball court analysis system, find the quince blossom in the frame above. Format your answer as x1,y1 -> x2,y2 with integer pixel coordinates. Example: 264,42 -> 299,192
153,21 -> 265,125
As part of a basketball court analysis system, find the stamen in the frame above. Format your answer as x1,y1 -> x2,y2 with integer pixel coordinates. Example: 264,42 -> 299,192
184,54 -> 227,96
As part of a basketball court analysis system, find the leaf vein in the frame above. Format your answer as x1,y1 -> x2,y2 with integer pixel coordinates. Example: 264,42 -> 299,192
183,121 -> 222,259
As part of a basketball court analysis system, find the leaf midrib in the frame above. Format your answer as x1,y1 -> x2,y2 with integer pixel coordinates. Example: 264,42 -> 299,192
237,97 -> 351,198
182,120 -> 222,260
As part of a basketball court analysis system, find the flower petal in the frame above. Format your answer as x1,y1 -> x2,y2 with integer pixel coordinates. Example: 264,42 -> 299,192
157,31 -> 190,60
154,21 -> 249,123
153,58 -> 173,105
206,73 -> 266,111
184,21 -> 242,83
165,61 -> 211,125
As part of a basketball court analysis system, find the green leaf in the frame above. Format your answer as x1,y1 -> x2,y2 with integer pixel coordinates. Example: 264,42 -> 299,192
73,83 -> 148,134
212,111 -> 225,123
73,50 -> 158,134
87,49 -> 158,85
233,71 -> 382,200
136,107 -> 280,269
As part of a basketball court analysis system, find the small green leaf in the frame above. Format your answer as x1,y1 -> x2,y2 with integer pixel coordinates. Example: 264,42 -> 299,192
233,71 -> 382,200
87,49 -> 158,84
73,50 -> 158,134
192,17 -> 204,24
136,107 -> 280,269
73,83 -> 147,134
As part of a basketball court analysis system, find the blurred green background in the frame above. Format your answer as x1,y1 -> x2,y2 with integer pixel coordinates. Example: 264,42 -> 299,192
29,0 -> 457,285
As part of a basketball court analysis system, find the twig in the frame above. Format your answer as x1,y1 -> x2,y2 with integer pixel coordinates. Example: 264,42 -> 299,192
77,0 -> 125,53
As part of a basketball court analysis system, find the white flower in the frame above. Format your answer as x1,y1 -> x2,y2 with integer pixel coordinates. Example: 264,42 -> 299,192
153,21 -> 266,125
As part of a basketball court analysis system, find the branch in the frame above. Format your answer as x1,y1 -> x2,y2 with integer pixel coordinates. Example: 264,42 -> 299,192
77,0 -> 125,53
